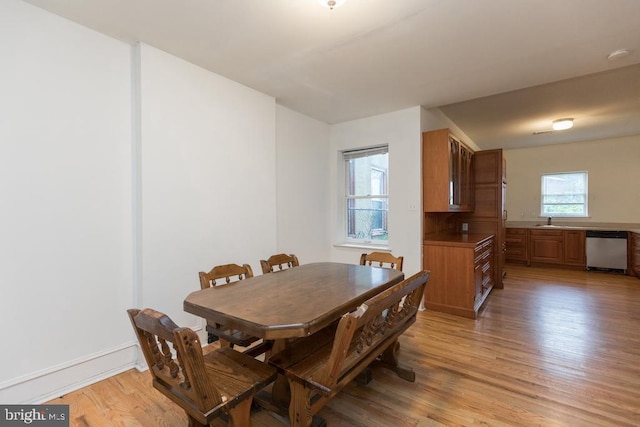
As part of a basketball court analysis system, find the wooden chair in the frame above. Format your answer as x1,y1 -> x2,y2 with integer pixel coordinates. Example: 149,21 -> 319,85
260,253 -> 300,274
359,251 -> 404,271
127,308 -> 276,427
198,263 -> 260,348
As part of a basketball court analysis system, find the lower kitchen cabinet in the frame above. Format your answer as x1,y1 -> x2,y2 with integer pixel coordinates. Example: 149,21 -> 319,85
529,229 -> 564,264
505,227 -> 528,263
423,233 -> 494,319
526,228 -> 586,268
564,230 -> 586,267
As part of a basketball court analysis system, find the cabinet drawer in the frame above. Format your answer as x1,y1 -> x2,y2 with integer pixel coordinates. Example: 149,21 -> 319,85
530,229 -> 563,238
505,238 -> 526,248
506,228 -> 526,236
474,248 -> 491,263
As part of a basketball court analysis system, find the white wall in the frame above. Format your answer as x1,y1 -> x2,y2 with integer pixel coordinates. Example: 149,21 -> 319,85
138,44 -> 278,328
275,106 -> 331,263
420,107 -> 479,149
0,1 -> 280,404
0,0 -> 133,402
328,107 -> 423,275
505,135 -> 640,224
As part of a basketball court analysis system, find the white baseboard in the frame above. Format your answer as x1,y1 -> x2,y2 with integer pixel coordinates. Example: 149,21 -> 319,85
0,323 -> 204,404
0,342 -> 139,404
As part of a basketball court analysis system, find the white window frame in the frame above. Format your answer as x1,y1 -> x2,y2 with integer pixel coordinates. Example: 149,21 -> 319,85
341,145 -> 389,246
540,171 -> 588,218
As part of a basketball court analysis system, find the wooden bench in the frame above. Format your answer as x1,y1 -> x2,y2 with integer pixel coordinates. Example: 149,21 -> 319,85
268,270 -> 429,427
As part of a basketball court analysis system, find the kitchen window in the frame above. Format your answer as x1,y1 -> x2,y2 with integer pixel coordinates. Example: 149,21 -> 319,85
343,146 -> 389,243
541,171 -> 588,217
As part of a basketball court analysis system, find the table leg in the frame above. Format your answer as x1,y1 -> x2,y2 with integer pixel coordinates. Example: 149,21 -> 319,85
267,339 -> 291,410
376,339 -> 415,382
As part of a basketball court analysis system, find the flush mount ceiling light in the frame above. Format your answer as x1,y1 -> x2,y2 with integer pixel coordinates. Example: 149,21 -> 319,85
552,118 -> 574,131
319,0 -> 347,9
607,48 -> 630,61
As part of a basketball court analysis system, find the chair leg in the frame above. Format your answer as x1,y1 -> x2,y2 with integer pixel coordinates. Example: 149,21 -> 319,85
226,396 -> 253,427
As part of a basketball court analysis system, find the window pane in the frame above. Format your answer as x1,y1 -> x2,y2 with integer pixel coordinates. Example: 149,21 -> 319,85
346,197 -> 388,241
347,152 -> 388,197
541,172 -> 588,217
344,146 -> 389,242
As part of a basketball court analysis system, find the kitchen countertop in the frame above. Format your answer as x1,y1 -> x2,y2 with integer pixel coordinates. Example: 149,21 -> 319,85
424,233 -> 495,248
506,221 -> 640,234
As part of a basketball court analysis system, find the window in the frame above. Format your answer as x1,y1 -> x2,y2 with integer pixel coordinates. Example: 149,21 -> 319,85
344,146 -> 388,243
541,171 -> 588,217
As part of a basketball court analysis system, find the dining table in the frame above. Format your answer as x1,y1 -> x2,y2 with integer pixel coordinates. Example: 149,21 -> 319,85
183,261 -> 405,416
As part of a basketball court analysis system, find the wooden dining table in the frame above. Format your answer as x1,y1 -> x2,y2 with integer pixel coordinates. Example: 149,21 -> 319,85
183,261 -> 405,416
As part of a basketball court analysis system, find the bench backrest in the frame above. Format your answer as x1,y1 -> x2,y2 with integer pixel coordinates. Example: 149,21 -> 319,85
314,270 -> 429,390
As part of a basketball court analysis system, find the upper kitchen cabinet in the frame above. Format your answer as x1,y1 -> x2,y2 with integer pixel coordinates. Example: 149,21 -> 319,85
422,129 -> 474,212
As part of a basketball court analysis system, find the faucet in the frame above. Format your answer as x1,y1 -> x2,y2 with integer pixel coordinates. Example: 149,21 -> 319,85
547,217 -> 552,225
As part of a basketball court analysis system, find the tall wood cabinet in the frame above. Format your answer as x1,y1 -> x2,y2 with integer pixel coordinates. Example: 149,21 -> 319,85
422,129 -> 474,212
422,130 -> 504,318
458,149 -> 506,288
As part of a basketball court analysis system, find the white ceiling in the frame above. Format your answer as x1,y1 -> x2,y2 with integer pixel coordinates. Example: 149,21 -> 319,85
23,0 -> 640,150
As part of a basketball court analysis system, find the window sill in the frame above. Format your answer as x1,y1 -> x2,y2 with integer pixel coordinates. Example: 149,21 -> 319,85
334,242 -> 391,251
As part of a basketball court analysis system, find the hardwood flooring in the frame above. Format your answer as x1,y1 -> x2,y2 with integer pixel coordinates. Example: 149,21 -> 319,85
47,265 -> 640,426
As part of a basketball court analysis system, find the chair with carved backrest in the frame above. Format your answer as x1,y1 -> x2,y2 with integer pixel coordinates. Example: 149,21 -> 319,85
127,308 -> 276,427
198,263 -> 261,349
260,253 -> 300,274
359,251 -> 404,272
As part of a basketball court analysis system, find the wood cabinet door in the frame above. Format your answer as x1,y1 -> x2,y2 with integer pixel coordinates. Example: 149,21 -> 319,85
564,230 -> 586,266
448,136 -> 474,211
530,230 -> 564,264
473,149 -> 501,185
422,129 -> 474,213
631,232 -> 640,278
449,136 -> 460,207
459,144 -> 474,210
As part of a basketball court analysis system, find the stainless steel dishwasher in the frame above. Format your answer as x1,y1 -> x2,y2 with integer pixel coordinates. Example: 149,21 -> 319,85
586,230 -> 628,273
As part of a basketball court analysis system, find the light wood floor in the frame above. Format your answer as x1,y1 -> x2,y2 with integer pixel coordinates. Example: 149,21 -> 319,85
47,265 -> 640,426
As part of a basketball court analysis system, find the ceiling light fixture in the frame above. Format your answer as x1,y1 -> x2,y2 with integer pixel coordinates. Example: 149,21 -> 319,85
319,0 -> 347,9
552,118 -> 574,131
607,48 -> 630,61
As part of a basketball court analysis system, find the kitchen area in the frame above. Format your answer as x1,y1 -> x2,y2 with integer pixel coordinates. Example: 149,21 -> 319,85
421,128 -> 640,321
501,136 -> 640,281
505,222 -> 640,276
